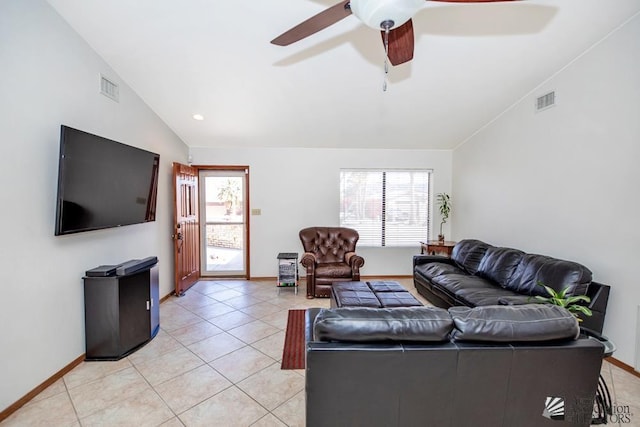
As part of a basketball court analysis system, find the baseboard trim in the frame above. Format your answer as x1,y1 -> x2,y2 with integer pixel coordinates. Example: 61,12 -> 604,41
0,295 -> 178,421
0,353 -> 85,422
605,356 -> 640,379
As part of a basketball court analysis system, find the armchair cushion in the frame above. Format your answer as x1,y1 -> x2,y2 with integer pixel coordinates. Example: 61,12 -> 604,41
315,263 -> 353,279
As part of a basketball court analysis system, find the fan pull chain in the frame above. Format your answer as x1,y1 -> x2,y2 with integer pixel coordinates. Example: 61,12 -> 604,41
382,26 -> 390,92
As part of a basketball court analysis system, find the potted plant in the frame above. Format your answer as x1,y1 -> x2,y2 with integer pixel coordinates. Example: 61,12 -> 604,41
436,193 -> 451,243
532,282 -> 592,322
217,179 -> 241,216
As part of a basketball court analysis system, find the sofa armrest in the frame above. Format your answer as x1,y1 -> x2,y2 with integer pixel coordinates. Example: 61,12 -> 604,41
580,281 -> 610,334
586,281 -> 610,313
580,326 -> 616,357
306,308 -> 323,342
413,254 -> 456,268
300,252 -> 316,270
345,252 -> 365,269
345,252 -> 364,281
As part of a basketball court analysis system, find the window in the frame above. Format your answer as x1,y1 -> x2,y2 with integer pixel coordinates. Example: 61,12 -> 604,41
339,169 -> 432,247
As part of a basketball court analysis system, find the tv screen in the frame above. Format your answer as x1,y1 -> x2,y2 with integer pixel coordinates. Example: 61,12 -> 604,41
55,125 -> 160,236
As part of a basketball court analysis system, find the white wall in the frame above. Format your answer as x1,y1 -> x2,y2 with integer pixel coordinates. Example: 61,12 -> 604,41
0,0 -> 188,412
453,14 -> 640,366
190,147 -> 452,277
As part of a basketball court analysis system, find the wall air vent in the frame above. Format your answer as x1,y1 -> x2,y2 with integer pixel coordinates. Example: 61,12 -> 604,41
536,91 -> 555,112
100,74 -> 119,102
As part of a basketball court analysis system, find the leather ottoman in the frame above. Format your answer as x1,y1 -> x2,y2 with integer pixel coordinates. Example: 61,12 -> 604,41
331,281 -> 423,308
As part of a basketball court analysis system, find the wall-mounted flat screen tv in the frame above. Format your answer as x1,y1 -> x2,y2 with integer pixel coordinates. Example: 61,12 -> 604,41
55,125 -> 160,236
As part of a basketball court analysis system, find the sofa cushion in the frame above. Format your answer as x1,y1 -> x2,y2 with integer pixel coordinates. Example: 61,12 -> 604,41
477,247 -> 524,287
431,274 -> 499,296
455,286 -> 523,307
449,304 -> 579,342
451,239 -> 493,275
313,307 -> 453,342
506,254 -> 592,297
415,262 -> 465,281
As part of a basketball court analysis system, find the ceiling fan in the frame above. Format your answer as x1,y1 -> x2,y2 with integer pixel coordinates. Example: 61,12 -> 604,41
271,0 -> 516,66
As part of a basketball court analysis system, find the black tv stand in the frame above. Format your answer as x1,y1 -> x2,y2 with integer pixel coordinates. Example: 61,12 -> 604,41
83,258 -> 159,360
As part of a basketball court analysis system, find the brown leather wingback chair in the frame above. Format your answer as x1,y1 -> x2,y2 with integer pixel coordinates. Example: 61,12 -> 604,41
299,227 -> 365,298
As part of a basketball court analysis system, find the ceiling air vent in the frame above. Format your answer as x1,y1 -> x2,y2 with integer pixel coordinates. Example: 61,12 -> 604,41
100,74 -> 119,102
536,91 -> 555,112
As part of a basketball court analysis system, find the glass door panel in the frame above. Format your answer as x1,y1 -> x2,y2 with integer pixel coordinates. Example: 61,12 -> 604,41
199,169 -> 247,276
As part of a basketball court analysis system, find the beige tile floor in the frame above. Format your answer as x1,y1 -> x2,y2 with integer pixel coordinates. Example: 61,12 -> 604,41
2,278 -> 640,426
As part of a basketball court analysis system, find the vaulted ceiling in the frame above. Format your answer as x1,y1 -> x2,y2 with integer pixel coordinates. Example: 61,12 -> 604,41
47,0 -> 640,149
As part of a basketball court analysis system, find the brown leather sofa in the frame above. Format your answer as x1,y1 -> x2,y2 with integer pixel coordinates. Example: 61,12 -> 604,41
305,304 -> 610,427
299,227 -> 365,298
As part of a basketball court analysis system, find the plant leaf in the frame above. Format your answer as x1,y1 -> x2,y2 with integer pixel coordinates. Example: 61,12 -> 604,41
565,295 -> 591,305
542,284 -> 557,298
534,281 -> 592,317
569,305 -> 593,317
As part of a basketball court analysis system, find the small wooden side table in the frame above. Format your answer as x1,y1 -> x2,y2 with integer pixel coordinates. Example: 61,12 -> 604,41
420,241 -> 456,257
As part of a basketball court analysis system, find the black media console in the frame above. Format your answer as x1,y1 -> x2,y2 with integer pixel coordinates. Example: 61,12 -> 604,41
83,257 -> 159,360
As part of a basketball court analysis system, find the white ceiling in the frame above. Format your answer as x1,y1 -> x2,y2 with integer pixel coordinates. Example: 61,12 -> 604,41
47,0 -> 640,150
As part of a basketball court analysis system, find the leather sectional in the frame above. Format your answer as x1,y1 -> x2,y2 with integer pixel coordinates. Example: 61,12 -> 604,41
413,239 -> 610,333
305,304 -> 609,427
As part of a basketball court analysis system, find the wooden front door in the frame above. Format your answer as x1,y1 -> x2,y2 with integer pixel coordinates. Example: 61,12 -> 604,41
173,163 -> 200,296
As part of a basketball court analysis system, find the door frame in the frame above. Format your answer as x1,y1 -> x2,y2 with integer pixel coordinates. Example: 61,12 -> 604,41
195,165 -> 251,279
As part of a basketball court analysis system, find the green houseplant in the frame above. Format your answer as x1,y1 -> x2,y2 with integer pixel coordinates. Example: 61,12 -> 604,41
217,179 -> 241,215
533,282 -> 592,322
436,193 -> 451,243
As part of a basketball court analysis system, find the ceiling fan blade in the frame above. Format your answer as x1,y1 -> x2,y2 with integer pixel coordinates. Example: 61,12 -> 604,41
381,20 -> 414,66
271,1 -> 352,46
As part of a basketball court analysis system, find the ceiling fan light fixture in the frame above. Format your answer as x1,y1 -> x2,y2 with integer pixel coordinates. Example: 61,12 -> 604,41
350,0 -> 423,30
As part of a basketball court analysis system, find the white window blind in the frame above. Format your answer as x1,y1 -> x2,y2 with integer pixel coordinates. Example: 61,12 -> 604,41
339,169 -> 431,247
